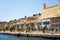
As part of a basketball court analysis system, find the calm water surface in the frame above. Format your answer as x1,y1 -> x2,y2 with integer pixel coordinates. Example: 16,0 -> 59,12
0,34 -> 59,40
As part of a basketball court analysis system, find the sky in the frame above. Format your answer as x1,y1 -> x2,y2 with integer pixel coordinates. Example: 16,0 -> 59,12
0,0 -> 60,22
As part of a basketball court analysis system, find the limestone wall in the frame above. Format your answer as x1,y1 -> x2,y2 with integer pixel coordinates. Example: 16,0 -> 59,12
41,4 -> 60,19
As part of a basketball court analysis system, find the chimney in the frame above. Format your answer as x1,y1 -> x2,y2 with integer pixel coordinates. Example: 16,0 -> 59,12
43,3 -> 46,9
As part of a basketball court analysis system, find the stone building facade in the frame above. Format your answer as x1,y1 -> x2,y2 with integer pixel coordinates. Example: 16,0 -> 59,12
13,3 -> 60,32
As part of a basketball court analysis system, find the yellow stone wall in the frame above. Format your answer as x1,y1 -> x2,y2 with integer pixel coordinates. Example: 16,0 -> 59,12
41,4 -> 60,19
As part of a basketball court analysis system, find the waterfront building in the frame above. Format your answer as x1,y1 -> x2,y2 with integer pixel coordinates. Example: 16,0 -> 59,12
41,3 -> 60,32
13,3 -> 60,33
25,14 -> 42,31
14,14 -> 42,31
0,21 -> 7,30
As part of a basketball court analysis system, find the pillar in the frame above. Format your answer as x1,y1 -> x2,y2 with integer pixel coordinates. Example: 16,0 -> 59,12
34,23 -> 38,31
50,18 -> 53,33
54,25 -> 56,32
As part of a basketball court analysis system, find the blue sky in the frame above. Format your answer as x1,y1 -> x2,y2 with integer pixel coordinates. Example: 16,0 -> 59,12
0,0 -> 59,21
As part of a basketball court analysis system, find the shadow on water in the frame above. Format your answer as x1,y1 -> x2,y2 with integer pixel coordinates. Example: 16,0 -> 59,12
17,36 -> 60,40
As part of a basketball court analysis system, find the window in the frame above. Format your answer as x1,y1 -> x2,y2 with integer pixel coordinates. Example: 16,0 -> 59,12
59,25 -> 60,27
36,22 -> 41,25
26,24 -> 29,27
55,24 -> 59,27
21,20 -> 25,22
52,29 -> 54,31
52,24 -> 54,27
52,20 -> 55,23
59,28 -> 60,31
49,29 -> 50,31
57,20 -> 60,23
43,21 -> 50,25
56,29 -> 58,32
21,24 -> 24,27
36,22 -> 41,27
16,24 -> 20,27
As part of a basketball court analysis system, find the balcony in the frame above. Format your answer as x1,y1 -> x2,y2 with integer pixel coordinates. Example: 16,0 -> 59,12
42,18 -> 50,22
52,22 -> 60,24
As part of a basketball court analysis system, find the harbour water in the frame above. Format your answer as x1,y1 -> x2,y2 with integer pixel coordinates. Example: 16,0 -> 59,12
0,34 -> 59,40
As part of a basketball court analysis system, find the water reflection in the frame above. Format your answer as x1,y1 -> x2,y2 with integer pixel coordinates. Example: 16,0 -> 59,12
0,34 -> 60,40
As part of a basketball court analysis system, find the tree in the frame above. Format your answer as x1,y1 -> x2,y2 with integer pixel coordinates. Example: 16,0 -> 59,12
9,25 -> 16,32
0,28 -> 3,31
38,13 -> 41,16
26,26 -> 32,32
24,23 -> 32,32
42,26 -> 47,33
16,26 -> 21,31
5,26 -> 9,31
25,16 -> 27,18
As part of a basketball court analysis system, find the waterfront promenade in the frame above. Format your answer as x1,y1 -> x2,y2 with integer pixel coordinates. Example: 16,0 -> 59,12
0,31 -> 60,38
